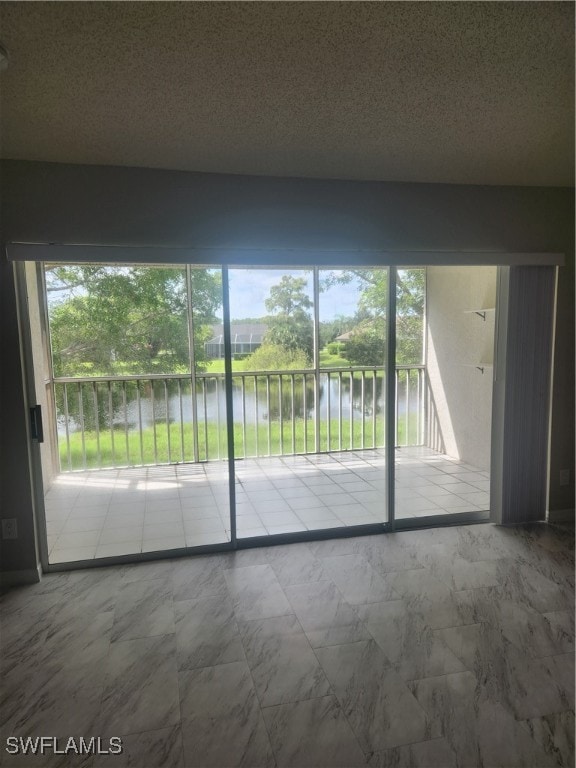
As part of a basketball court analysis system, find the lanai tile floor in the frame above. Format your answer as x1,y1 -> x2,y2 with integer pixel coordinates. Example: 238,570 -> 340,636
45,447 -> 490,564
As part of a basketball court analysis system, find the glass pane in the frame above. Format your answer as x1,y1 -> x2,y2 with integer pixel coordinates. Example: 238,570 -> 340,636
395,266 -> 495,521
43,262 -> 232,563
319,268 -> 387,451
45,264 -> 190,378
227,267 -> 314,539
227,265 -> 389,540
182,266 -> 231,548
317,268 -> 389,525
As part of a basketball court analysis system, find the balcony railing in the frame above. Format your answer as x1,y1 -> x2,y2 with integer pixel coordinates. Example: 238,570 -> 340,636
52,365 -> 426,471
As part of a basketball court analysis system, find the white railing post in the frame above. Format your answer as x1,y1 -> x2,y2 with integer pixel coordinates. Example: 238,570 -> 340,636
186,266 -> 200,463
313,268 -> 321,453
53,364 -> 426,471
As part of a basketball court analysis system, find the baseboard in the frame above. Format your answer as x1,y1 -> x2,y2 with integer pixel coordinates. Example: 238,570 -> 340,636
0,563 -> 42,588
547,508 -> 575,524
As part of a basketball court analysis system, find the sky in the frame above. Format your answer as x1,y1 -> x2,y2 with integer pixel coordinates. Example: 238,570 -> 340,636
45,265 -> 371,322
228,268 -> 365,322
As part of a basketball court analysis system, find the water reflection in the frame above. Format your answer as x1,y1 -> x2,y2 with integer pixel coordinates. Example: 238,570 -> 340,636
56,372 -> 421,435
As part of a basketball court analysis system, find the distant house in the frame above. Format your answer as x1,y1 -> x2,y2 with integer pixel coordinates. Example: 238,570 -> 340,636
205,323 -> 267,359
334,329 -> 356,343
335,320 -> 376,344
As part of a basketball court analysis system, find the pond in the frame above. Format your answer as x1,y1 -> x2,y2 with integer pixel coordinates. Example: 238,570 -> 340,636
57,371 -> 420,436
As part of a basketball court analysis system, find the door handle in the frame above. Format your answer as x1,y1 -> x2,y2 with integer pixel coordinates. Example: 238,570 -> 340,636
30,404 -> 44,443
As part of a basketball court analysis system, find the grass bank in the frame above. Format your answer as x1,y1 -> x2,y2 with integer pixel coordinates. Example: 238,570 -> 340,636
58,416 -> 417,471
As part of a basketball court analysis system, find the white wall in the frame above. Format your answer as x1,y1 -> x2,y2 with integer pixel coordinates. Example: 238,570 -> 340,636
425,267 -> 497,470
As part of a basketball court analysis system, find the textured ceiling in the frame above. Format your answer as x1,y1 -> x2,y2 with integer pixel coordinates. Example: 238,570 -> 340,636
0,2 -> 573,186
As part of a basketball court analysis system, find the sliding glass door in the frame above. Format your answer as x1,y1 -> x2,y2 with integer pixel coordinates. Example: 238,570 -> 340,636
227,265 -> 390,542
394,266 -> 495,526
316,268 -> 390,530
40,262 -> 234,564
228,267 -> 315,539
29,255 -> 496,568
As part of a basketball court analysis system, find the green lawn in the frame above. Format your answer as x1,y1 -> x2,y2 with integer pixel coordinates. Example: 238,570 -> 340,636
203,359 -> 244,374
58,415 -> 417,471
319,349 -> 351,368
56,345 -> 418,471
204,348 -> 366,374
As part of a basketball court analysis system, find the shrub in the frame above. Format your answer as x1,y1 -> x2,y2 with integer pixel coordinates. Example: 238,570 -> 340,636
242,343 -> 311,371
345,330 -> 386,367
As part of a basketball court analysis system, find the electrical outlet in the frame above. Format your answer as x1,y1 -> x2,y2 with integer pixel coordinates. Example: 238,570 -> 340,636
559,469 -> 570,487
1,518 -> 18,540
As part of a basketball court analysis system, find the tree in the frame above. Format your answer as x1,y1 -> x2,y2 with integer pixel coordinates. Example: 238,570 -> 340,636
322,269 -> 425,364
46,265 -> 222,376
393,269 -> 425,364
264,275 -> 313,361
318,315 -> 356,349
344,326 -> 387,367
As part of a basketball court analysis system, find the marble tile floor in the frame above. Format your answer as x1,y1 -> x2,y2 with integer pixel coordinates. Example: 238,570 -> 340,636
45,448 -> 491,564
0,522 -> 573,767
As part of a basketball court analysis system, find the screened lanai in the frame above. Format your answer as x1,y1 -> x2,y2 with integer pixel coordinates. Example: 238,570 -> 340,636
21,260 -> 496,566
